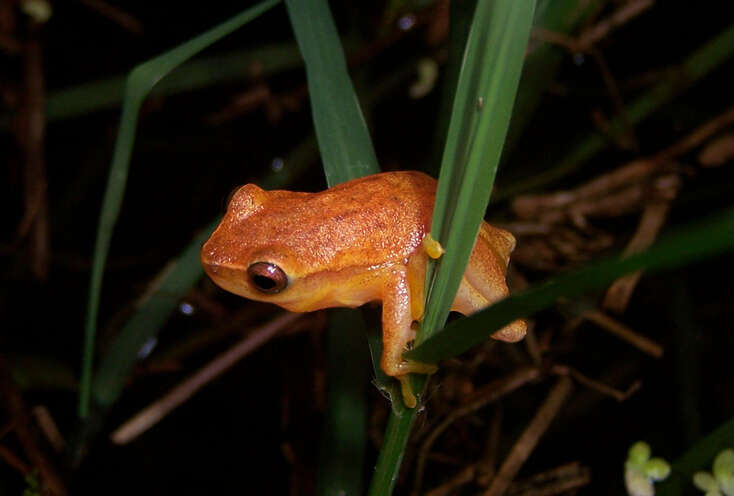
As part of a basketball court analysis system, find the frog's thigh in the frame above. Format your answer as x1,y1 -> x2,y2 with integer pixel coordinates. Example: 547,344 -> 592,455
452,277 -> 526,342
452,230 -> 527,342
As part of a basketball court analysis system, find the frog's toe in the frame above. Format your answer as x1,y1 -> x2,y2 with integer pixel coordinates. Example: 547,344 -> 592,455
399,359 -> 438,375
398,376 -> 418,409
422,233 -> 445,259
490,319 -> 527,342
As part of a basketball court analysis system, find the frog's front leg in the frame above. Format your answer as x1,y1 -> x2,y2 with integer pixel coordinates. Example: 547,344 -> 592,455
380,264 -> 437,408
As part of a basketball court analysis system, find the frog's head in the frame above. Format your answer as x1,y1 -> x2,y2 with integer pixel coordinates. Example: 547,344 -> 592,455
201,183 -> 315,310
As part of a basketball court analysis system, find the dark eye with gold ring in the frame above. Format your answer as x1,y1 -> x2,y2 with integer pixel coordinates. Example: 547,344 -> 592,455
247,262 -> 288,293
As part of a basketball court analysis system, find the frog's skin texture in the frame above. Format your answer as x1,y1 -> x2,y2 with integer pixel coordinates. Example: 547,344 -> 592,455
201,171 -> 526,407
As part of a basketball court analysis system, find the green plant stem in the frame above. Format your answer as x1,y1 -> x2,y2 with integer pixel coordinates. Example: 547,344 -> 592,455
316,310 -> 369,496
496,22 -> 734,201
369,2 -> 536,494
368,409 -> 418,496
79,0 -> 280,419
284,0 -> 379,494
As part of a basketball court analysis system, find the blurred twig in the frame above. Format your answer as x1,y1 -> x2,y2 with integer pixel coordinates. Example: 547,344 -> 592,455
78,0 -> 143,34
110,312 -> 300,444
412,368 -> 542,496
0,355 -> 67,496
582,310 -> 663,358
484,377 -> 574,496
16,36 -> 49,280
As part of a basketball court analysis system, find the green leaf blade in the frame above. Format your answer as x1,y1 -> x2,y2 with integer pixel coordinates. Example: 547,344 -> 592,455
408,206 -> 734,363
79,0 -> 282,418
422,0 -> 537,344
285,0 -> 379,185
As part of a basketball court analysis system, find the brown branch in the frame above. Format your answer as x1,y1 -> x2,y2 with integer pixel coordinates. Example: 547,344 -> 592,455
531,0 -> 655,53
509,461 -> 591,496
16,36 -> 49,280
425,464 -> 476,496
0,444 -> 32,476
412,368 -> 542,496
110,313 -> 301,444
77,0 -> 143,34
551,364 -> 641,402
484,377 -> 574,496
0,355 -> 67,496
583,309 -> 663,358
603,200 -> 672,312
576,0 -> 655,50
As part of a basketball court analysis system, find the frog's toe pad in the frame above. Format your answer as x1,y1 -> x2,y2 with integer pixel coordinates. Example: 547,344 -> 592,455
422,233 -> 445,259
491,319 -> 527,343
398,376 -> 417,409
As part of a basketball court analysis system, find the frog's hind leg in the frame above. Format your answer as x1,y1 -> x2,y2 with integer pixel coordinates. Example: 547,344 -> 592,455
451,222 -> 527,342
380,263 -> 437,408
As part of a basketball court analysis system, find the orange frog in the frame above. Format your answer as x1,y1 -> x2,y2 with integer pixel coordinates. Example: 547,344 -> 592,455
201,171 -> 526,407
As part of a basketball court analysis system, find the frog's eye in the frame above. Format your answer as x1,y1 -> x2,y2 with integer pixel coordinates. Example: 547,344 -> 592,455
247,262 -> 288,293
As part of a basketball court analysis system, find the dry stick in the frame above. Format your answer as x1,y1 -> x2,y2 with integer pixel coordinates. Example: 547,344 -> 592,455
484,377 -> 574,496
512,462 -> 591,496
603,200 -> 671,312
514,104 -> 734,221
531,0 -> 654,53
78,0 -> 143,34
582,309 -> 663,358
551,364 -> 640,402
0,355 -> 67,496
425,407 -> 505,496
110,312 -> 301,444
589,47 -> 639,151
31,406 -> 66,453
0,444 -> 32,476
17,37 -> 49,280
412,368 -> 542,496
576,0 -> 655,50
425,464 -> 477,496
477,407 -> 504,486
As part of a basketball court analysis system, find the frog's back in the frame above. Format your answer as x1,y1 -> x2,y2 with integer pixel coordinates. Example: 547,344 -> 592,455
260,171 -> 436,273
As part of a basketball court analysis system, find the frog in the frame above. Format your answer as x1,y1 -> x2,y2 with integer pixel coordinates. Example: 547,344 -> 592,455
201,171 -> 526,407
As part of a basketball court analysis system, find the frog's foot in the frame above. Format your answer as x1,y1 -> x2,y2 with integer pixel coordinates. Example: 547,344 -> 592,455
395,359 -> 438,409
398,359 -> 438,375
422,233 -> 445,259
398,375 -> 417,408
490,319 -> 527,343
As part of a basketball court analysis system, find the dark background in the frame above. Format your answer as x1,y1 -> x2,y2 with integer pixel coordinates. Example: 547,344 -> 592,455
1,1 -> 734,494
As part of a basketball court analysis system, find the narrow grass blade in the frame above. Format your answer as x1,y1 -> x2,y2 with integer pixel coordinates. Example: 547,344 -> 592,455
284,1 -> 379,494
370,2 -> 536,494
422,0 -> 536,344
427,0 -> 476,176
657,416 -> 734,496
285,0 -> 379,183
316,309 -> 369,496
407,206 -> 734,363
79,0 -> 281,418
44,43 -> 302,123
